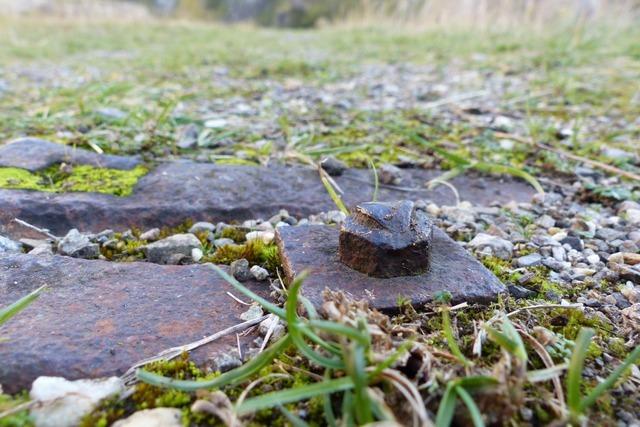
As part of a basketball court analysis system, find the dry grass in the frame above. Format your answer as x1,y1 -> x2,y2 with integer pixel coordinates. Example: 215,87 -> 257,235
332,0 -> 639,31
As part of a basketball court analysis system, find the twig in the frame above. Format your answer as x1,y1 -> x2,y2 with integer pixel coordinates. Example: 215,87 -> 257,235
12,218 -> 59,241
236,333 -> 243,360
121,315 -> 268,384
494,131 -> 640,182
259,314 -> 279,353
0,400 -> 37,419
518,327 -> 566,416
226,291 -> 251,306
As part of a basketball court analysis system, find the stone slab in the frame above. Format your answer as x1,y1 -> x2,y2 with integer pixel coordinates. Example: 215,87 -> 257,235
0,139 -> 535,238
0,138 -> 140,171
276,225 -> 506,311
0,254 -> 269,393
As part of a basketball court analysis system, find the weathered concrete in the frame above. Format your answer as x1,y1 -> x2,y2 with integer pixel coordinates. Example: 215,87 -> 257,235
0,255 -> 269,392
1,139 -> 536,238
0,138 -> 140,172
339,201 -> 434,277
276,225 -> 506,311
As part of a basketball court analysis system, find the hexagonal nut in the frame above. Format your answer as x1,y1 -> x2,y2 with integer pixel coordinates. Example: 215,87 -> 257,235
338,200 -> 433,278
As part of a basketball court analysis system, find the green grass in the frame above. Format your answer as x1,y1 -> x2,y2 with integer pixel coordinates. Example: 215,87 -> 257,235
0,18 -> 638,183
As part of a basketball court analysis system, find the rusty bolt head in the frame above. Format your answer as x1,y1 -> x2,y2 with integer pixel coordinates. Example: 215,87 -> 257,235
338,200 -> 433,278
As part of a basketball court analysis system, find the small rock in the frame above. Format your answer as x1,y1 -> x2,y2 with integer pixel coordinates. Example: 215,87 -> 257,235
139,228 -> 160,241
57,229 -> 99,259
601,146 -> 635,162
596,227 -> 626,242
176,123 -> 199,149
245,230 -> 275,244
213,238 -> 235,248
326,210 -> 347,224
508,284 -> 536,299
535,215 -> 556,229
378,164 -> 403,185
516,253 -> 543,268
560,236 -> 584,251
209,352 -> 242,373
250,265 -> 269,281
468,233 -> 514,260
259,316 -> 285,340
624,209 -> 640,225
552,246 -> 567,261
95,107 -> 126,121
230,258 -> 252,281
320,156 -> 347,176
166,253 -> 191,265
113,408 -> 182,427
622,303 -> 640,325
29,245 -> 54,256
188,221 -> 216,235
191,248 -> 203,262
30,376 -> 123,427
621,283 -> 640,304
142,233 -> 201,264
0,235 -> 23,254
240,303 -> 263,321
94,229 -> 114,244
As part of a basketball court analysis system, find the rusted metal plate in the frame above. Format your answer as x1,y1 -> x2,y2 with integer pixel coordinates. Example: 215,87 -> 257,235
276,225 -> 505,312
0,255 -> 270,392
0,138 -> 140,171
0,161 -> 535,239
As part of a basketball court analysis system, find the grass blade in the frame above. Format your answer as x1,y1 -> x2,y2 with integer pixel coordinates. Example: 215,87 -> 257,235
527,364 -> 568,383
580,345 -> 640,411
366,156 -> 379,202
456,386 -> 485,427
286,273 -> 344,369
322,370 -> 338,427
0,285 -> 46,326
442,308 -> 470,366
567,328 -> 595,413
209,264 -> 285,318
236,377 -> 354,415
484,317 -> 527,362
278,405 -> 310,427
435,383 -> 457,427
473,162 -> 544,194
137,334 -> 291,391
320,172 -> 349,215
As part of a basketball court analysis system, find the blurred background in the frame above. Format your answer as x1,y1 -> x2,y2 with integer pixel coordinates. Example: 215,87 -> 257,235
1,0 -> 638,28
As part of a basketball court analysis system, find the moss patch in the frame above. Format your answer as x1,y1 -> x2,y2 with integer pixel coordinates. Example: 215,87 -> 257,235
0,165 -> 147,197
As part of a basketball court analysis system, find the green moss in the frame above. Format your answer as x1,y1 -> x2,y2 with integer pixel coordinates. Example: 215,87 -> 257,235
206,240 -> 281,272
0,165 -> 147,197
0,392 -> 33,427
0,167 -> 43,191
53,165 -> 148,196
218,226 -> 248,243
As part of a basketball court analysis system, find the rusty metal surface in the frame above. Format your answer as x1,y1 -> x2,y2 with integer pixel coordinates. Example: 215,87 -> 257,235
0,159 -> 536,238
0,255 -> 270,392
338,201 -> 433,277
0,138 -> 140,172
276,225 -> 505,312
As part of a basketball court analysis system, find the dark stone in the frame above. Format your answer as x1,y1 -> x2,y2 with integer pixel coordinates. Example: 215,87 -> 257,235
0,254 -> 269,392
0,138 -> 140,172
508,284 -> 537,299
611,292 -> 632,309
560,236 -> 584,251
320,156 -> 347,177
1,157 -> 536,239
276,225 -> 505,311
338,201 -> 433,278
